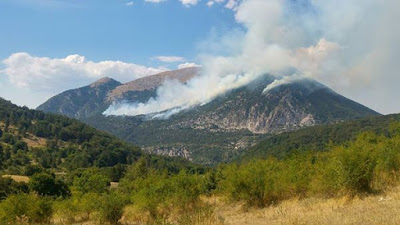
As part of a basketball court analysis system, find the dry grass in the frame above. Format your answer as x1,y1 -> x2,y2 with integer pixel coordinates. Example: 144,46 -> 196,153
22,134 -> 47,148
2,175 -> 30,183
214,187 -> 400,225
110,182 -> 119,189
51,187 -> 400,225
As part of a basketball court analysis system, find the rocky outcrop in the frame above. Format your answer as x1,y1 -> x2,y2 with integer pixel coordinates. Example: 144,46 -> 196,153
143,146 -> 192,161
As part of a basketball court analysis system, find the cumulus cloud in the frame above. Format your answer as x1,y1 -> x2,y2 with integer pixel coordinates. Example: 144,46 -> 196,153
206,0 -> 225,7
180,0 -> 200,7
145,0 -> 166,3
1,52 -> 165,94
206,1 -> 214,7
224,0 -> 239,10
178,62 -> 201,69
106,0 -> 400,116
154,56 -> 185,63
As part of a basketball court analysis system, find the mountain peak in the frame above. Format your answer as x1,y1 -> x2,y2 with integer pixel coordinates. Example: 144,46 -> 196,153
90,77 -> 121,88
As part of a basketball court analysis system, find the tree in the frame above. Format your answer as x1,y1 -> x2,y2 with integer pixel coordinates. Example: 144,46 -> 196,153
29,173 -> 70,198
0,177 -> 28,200
73,169 -> 110,194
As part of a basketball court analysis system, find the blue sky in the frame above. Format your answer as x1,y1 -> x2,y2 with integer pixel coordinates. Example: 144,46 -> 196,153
0,0 -> 237,65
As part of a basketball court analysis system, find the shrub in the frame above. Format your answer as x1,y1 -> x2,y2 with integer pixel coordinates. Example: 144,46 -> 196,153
331,133 -> 379,194
218,160 -> 282,207
54,192 -> 102,223
0,194 -> 53,224
129,170 -> 206,220
98,191 -> 128,225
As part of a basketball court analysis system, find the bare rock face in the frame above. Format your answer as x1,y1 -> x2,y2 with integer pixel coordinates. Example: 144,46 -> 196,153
143,146 -> 192,161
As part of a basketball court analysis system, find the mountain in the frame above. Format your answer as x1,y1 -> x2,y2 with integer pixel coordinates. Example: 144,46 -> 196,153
107,66 -> 199,102
37,77 -> 121,119
37,67 -> 199,119
37,68 -> 380,165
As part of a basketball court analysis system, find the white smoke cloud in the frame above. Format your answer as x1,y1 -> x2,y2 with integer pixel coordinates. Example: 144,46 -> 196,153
1,52 -> 165,94
262,74 -> 304,94
107,0 -> 400,116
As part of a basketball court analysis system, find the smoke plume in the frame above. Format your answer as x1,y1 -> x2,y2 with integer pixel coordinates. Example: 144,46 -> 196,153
105,0 -> 400,117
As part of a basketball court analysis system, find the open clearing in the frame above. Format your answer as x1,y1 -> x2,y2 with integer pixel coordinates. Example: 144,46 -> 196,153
213,187 -> 400,225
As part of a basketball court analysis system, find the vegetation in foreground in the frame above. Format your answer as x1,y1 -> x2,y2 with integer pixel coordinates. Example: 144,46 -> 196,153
1,121 -> 400,224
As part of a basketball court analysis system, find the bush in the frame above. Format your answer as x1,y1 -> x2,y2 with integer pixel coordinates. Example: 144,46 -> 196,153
0,194 -> 53,224
129,170 -> 206,220
98,191 -> 128,225
218,160 -> 282,207
54,192 -> 102,223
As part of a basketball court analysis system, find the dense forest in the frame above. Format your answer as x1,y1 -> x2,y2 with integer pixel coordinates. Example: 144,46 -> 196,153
1,97 -> 400,224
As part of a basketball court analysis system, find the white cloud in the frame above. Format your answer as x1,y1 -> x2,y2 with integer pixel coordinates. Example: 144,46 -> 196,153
225,0 -> 239,10
180,0 -> 200,7
125,1 -> 134,6
145,0 -> 166,3
178,62 -> 201,69
0,52 -> 165,101
154,56 -> 185,63
206,0 -> 225,7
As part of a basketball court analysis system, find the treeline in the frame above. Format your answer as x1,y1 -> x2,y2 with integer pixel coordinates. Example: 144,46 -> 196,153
242,113 -> 400,161
2,123 -> 400,224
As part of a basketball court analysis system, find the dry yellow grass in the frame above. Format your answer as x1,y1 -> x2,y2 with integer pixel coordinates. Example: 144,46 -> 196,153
213,187 -> 400,225
110,182 -> 119,189
2,175 -> 30,183
51,187 -> 400,225
22,135 -> 47,148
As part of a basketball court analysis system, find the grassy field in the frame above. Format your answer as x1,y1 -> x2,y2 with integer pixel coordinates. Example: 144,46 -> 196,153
2,175 -> 30,183
114,187 -> 400,225
212,187 -> 400,225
